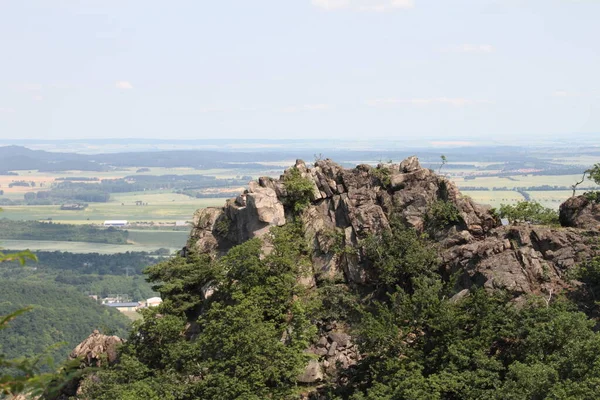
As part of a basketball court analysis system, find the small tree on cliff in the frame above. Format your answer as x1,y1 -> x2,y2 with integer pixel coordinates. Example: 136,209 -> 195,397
439,155 -> 447,174
572,163 -> 600,197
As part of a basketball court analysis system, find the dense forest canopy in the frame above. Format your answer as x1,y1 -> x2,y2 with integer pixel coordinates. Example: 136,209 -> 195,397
0,281 -> 131,371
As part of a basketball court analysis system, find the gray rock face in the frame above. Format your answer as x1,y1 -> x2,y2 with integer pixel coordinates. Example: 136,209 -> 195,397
189,157 -> 500,284
70,330 -> 124,368
297,359 -> 324,383
559,195 -> 600,231
443,225 -> 598,298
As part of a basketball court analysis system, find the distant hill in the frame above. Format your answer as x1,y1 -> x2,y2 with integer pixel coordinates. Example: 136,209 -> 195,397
0,144 -> 598,172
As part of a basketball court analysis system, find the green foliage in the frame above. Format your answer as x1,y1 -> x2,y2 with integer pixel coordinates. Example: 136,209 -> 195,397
144,250 -> 217,318
339,287 -> 600,400
371,165 -> 392,188
424,200 -> 461,231
588,163 -> 600,185
499,200 -> 559,225
213,215 -> 231,236
0,309 -> 68,398
0,219 -> 129,244
318,227 -> 355,257
86,220 -> 316,399
570,256 -> 600,313
362,216 -> 439,291
0,250 -> 161,303
0,231 -> 81,398
282,167 -> 315,213
584,190 -> 600,203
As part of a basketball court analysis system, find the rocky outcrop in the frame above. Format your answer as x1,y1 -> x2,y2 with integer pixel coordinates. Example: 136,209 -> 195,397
559,195 -> 600,231
189,157 -> 500,284
69,330 -> 123,368
44,331 -> 124,400
443,225 -> 599,297
300,324 -> 360,382
191,183 -> 285,253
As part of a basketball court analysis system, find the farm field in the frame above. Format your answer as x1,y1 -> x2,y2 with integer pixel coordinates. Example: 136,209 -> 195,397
0,196 -> 228,223
460,191 -> 525,208
526,190 -> 573,209
1,166 -> 281,198
127,230 -> 190,249
0,239 -> 181,254
453,174 -> 589,189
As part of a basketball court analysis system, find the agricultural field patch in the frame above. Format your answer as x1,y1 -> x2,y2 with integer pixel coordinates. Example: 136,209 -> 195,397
0,196 -> 227,224
127,230 -> 190,249
460,191 -> 525,208
0,239 -> 180,254
453,174 -> 593,189
526,190 -> 574,208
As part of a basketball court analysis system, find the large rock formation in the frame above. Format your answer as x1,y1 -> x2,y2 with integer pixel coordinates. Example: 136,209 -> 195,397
186,157 -> 599,387
559,195 -> 600,231
190,157 -> 500,285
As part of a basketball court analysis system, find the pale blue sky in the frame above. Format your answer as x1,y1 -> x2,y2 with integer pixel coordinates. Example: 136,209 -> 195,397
0,0 -> 599,142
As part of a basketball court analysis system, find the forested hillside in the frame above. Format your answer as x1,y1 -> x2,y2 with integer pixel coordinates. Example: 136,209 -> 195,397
0,251 -> 160,302
0,281 -> 130,372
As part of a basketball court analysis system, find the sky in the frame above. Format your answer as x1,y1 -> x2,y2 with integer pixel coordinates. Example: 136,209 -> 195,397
0,0 -> 599,142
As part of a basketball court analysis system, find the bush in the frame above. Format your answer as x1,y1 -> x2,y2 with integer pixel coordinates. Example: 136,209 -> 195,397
371,165 -> 392,188
499,201 -> 559,225
282,167 -> 314,213
424,200 -> 461,231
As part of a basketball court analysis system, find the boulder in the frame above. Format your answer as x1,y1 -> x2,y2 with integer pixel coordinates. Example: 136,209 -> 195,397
70,330 -> 124,368
297,360 -> 324,384
559,195 -> 600,230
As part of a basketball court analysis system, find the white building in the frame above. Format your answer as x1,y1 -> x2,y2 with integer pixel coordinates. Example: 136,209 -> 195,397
145,297 -> 163,308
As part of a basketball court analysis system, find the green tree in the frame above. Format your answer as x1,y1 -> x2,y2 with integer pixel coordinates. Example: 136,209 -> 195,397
84,222 -> 316,400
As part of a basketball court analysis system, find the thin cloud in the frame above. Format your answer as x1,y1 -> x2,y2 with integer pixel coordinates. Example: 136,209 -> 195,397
115,81 -> 134,90
552,90 -> 585,97
367,97 -> 491,107
11,83 -> 43,92
0,107 -> 16,114
199,107 -> 228,113
443,44 -> 495,54
312,0 -> 414,12
281,104 -> 331,112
